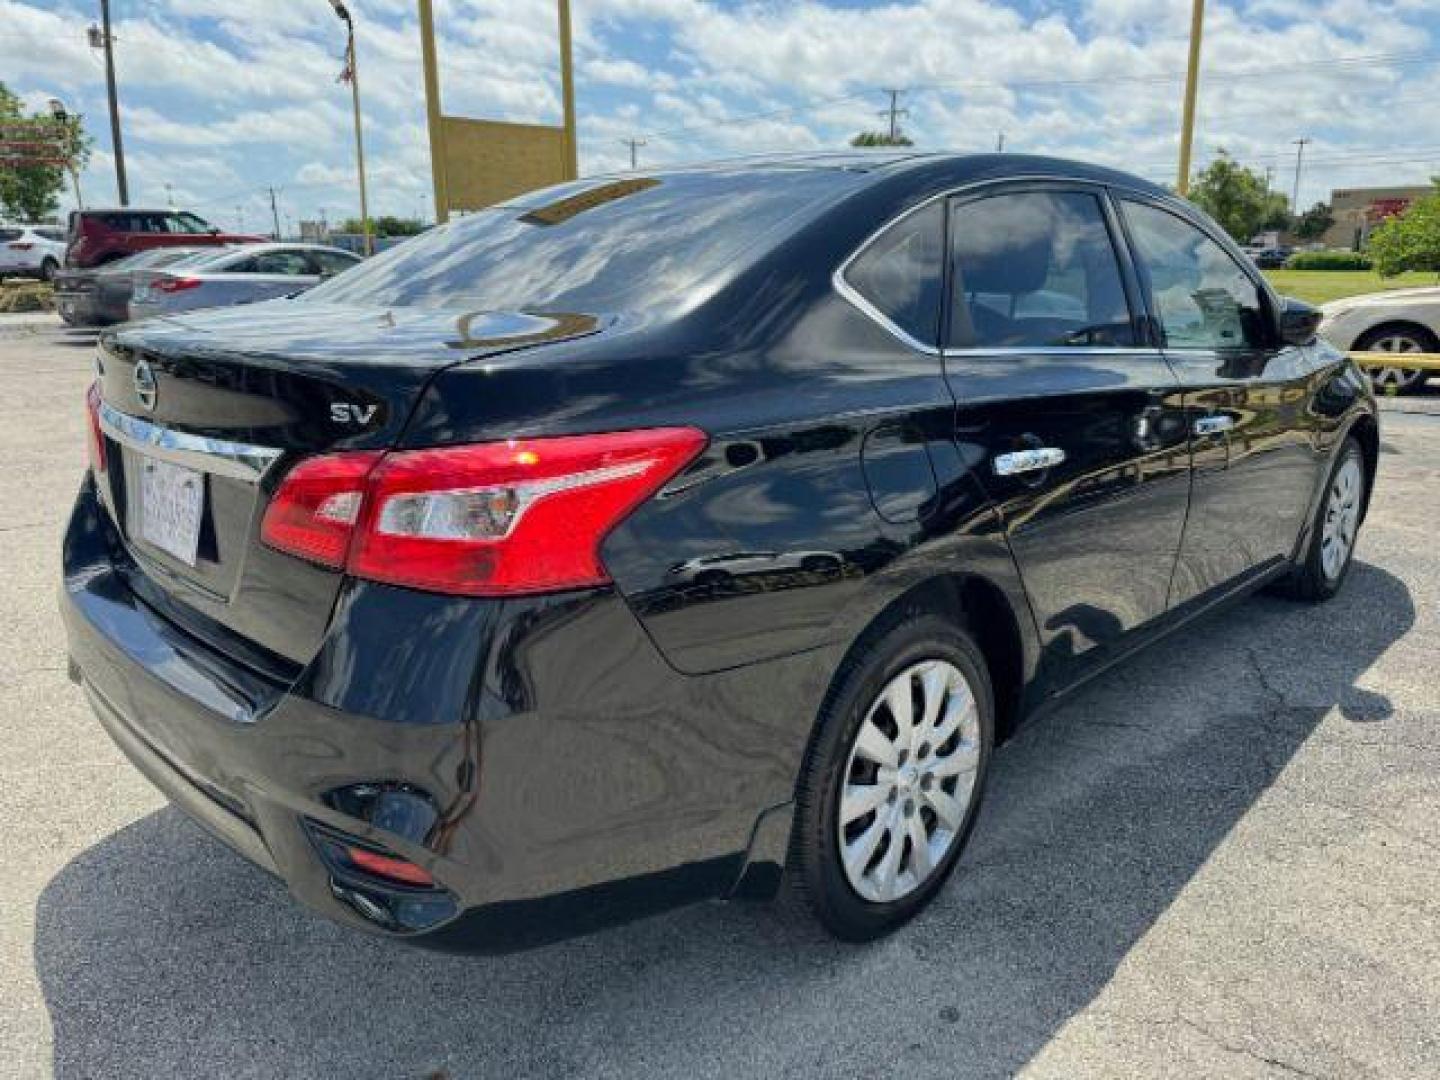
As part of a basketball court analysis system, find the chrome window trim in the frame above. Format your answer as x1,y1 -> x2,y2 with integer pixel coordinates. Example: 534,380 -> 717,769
833,172 -> 1180,359
98,400 -> 282,482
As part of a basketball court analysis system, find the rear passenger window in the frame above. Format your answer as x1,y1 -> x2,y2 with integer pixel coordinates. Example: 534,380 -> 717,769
842,201 -> 944,346
947,191 -> 1135,349
1120,200 -> 1268,351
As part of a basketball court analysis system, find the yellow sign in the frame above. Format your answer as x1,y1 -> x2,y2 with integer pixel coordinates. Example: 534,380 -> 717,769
439,116 -> 572,212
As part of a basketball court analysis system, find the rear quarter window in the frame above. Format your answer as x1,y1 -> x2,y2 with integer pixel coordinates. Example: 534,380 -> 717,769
841,201 -> 945,346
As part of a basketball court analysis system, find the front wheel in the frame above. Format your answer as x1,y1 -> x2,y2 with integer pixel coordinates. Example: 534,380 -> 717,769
1275,437 -> 1367,602
787,611 -> 993,941
1356,327 -> 1434,394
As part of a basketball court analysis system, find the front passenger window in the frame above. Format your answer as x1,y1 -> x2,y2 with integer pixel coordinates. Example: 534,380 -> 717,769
1121,200 -> 1267,350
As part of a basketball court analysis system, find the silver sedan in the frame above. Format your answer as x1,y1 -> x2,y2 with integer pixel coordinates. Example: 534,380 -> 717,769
1319,286 -> 1440,394
128,243 -> 362,320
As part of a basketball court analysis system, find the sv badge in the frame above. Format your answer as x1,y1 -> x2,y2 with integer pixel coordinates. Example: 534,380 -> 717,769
330,402 -> 379,426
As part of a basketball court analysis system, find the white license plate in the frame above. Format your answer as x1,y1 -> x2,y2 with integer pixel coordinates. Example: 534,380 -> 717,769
139,456 -> 204,566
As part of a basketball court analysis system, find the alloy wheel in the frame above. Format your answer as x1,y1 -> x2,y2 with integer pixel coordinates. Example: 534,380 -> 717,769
1366,334 -> 1425,391
1320,454 -> 1363,581
837,659 -> 981,903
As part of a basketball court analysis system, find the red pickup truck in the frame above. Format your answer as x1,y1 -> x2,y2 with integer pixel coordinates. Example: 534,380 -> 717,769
65,208 -> 265,268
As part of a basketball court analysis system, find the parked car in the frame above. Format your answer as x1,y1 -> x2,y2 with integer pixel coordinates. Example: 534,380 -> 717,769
64,153 -> 1377,951
64,208 -> 264,269
55,247 -> 229,327
1320,287 -> 1440,393
128,243 -> 362,320
1252,246 -> 1291,269
0,225 -> 67,280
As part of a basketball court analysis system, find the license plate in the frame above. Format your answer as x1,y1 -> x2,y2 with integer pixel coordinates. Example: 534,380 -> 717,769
139,456 -> 204,565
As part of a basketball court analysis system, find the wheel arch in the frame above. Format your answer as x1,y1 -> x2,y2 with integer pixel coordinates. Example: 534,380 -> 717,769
823,572 -> 1031,749
1346,412 -> 1380,523
1354,319 -> 1440,353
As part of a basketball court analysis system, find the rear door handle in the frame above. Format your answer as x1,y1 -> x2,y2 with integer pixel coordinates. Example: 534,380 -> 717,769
994,447 -> 1065,476
1192,415 -> 1235,436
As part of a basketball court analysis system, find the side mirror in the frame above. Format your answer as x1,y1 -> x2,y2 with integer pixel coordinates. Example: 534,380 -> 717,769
1277,295 -> 1321,346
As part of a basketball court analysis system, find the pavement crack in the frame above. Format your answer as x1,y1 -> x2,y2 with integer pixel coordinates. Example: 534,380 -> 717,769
1177,1014 -> 1327,1079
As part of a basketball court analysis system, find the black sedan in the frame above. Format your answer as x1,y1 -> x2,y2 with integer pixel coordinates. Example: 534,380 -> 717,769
63,153 -> 1376,950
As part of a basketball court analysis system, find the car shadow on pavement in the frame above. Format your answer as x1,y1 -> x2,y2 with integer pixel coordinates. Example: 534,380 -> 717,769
34,562 -> 1413,1080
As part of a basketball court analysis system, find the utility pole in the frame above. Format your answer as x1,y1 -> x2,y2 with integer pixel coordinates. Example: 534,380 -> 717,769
267,186 -> 281,239
330,1 -> 372,255
164,182 -> 174,208
1291,137 -> 1311,213
996,131 -> 1005,153
558,0 -> 578,179
621,137 -> 646,169
94,0 -> 128,205
1175,0 -> 1205,196
236,205 -> 245,231
878,88 -> 909,141
417,0 -> 449,224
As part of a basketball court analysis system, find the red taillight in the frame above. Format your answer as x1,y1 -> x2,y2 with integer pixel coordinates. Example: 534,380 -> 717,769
9,242 -> 33,251
85,382 -> 106,475
260,451 -> 381,568
344,846 -> 435,887
154,276 -> 202,293
261,428 -> 706,596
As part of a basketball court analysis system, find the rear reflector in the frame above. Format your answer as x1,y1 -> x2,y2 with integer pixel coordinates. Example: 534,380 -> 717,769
85,382 -> 106,475
261,428 -> 706,596
344,846 -> 435,887
153,276 -> 202,293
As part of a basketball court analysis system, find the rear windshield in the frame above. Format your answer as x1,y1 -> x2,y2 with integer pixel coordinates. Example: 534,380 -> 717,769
302,168 -> 863,312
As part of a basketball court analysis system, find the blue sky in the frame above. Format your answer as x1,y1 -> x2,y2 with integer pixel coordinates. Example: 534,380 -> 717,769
4,0 -> 1438,230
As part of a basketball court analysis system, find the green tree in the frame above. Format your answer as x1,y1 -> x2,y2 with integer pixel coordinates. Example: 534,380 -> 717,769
1366,180 -> 1440,277
0,82 -> 91,222
339,215 -> 424,237
850,130 -> 914,148
1186,151 -> 1291,243
1293,201 -> 1334,242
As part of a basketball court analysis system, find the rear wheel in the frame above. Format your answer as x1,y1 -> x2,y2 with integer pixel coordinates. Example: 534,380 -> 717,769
788,611 -> 993,941
1356,326 -> 1435,394
1275,436 -> 1366,602
40,257 -> 59,282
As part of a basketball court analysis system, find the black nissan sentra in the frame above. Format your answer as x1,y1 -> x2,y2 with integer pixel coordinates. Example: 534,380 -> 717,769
62,153 -> 1377,949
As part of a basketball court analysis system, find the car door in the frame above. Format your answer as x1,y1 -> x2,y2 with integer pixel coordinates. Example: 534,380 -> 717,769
941,182 -> 1191,689
1115,195 -> 1323,606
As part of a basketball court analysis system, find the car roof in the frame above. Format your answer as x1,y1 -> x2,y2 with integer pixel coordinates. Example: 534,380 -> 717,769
589,150 -> 1171,197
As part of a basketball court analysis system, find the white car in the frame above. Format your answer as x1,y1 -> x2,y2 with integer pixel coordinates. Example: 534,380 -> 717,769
0,225 -> 67,281
1320,286 -> 1440,393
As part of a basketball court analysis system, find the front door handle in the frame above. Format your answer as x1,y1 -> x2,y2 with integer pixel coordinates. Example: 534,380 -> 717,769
1192,414 -> 1235,437
994,446 -> 1066,476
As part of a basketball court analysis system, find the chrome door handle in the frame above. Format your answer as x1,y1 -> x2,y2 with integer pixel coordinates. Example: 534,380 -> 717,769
1192,415 -> 1234,436
994,447 -> 1066,476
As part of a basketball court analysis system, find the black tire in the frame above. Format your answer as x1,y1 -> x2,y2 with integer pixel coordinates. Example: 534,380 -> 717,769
787,610 -> 994,941
1355,325 -> 1435,395
1273,436 -> 1367,603
40,257 -> 59,283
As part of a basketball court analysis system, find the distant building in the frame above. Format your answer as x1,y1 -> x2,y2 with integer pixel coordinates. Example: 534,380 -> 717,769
1325,185 -> 1433,250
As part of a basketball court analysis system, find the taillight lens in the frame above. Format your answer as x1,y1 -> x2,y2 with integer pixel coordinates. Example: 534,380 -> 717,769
154,276 -> 201,293
261,428 -> 706,596
85,382 -> 106,475
260,451 -> 381,568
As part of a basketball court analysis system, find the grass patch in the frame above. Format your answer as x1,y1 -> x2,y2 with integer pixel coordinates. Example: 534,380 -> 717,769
0,280 -> 55,313
1263,269 -> 1439,306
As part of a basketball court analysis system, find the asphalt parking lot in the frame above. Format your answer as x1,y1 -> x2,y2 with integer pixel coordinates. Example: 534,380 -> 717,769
2,315 -> 1437,1079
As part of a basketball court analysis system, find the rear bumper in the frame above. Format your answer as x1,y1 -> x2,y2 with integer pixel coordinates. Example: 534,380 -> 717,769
61,475 -> 824,950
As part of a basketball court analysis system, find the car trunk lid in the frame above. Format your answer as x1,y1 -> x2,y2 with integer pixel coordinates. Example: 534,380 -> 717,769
92,300 -> 603,669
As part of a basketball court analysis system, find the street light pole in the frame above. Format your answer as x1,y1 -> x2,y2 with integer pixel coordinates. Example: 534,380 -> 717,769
95,0 -> 128,205
1291,137 -> 1312,213
1175,0 -> 1205,196
47,99 -> 85,209
330,1 -> 372,256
